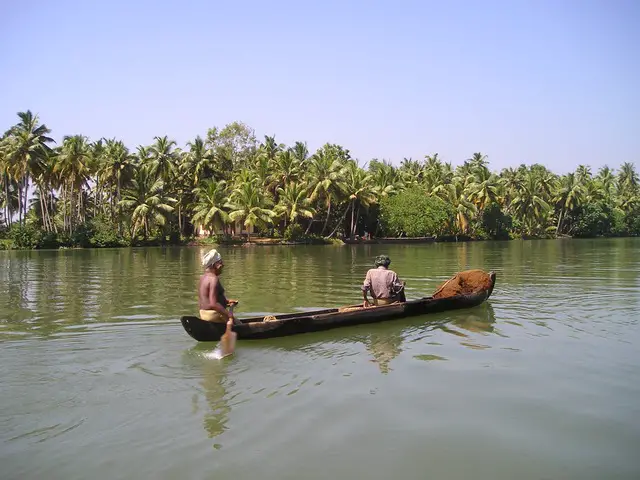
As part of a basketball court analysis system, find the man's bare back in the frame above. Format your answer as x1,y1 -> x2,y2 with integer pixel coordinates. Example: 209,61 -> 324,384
199,273 -> 220,310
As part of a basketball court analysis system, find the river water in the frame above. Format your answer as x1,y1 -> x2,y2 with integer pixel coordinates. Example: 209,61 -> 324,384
1,239 -> 639,479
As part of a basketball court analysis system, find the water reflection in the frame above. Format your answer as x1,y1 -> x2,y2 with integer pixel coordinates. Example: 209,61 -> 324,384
365,332 -> 403,374
259,302 -> 498,374
183,347 -> 232,444
451,303 -> 496,334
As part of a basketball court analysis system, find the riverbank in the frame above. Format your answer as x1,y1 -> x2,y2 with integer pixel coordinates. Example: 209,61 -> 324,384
2,233 -> 636,251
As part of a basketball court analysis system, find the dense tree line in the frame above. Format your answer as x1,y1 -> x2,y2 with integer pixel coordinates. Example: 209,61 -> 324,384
0,110 -> 638,249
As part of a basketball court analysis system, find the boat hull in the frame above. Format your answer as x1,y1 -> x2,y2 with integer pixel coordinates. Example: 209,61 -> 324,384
181,272 -> 496,342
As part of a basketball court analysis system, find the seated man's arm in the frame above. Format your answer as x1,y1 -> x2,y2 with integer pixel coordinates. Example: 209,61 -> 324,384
362,270 -> 373,306
207,276 -> 234,320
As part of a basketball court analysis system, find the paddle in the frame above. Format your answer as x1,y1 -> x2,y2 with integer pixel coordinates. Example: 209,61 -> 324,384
219,302 -> 237,358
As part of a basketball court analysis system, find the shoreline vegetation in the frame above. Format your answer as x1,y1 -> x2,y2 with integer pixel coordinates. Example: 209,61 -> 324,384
1,111 -> 638,251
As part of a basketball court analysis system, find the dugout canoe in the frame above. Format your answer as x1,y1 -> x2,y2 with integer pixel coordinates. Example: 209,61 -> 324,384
180,271 -> 496,342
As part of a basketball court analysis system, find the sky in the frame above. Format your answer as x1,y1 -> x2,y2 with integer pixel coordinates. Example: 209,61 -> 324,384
1,0 -> 638,174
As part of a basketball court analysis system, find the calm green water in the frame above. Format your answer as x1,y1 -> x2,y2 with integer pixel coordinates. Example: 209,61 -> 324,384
1,239 -> 639,479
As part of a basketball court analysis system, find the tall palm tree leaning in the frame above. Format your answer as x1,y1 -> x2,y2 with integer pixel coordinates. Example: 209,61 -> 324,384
2,110 -> 54,225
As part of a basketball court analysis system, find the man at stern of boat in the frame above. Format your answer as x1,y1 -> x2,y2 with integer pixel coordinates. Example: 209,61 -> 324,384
362,255 -> 406,307
198,249 -> 238,325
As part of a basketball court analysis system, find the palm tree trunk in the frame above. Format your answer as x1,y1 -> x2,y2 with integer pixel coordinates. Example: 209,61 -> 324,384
3,177 -> 11,227
51,190 -> 58,234
321,198 -> 332,236
62,185 -> 67,233
78,186 -> 83,224
69,183 -> 74,233
116,177 -> 123,235
38,188 -> 47,232
556,207 -> 564,235
350,199 -> 356,238
95,178 -> 100,217
43,189 -> 52,232
17,181 -> 23,225
22,177 -> 29,226
328,205 -> 351,238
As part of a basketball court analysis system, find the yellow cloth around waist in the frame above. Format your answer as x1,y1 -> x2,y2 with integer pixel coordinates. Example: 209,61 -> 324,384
199,309 -> 226,323
374,298 -> 395,306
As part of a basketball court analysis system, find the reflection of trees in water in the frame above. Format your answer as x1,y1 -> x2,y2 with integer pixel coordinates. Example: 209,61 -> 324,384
365,333 -> 403,374
451,303 -> 496,334
200,357 -> 232,439
183,348 -> 232,442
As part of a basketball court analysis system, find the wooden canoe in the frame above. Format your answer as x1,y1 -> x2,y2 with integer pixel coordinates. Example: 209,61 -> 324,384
180,271 -> 496,342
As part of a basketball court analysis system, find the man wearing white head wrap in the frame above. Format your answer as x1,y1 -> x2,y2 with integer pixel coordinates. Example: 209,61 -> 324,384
201,249 -> 222,269
198,249 -> 237,324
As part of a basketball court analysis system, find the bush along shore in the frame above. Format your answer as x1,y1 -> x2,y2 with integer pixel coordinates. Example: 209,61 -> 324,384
1,111 -> 639,250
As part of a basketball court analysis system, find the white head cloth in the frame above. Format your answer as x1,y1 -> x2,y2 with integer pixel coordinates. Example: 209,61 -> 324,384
202,249 -> 222,268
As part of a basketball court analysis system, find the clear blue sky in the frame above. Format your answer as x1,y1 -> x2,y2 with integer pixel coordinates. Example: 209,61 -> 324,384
1,0 -> 638,173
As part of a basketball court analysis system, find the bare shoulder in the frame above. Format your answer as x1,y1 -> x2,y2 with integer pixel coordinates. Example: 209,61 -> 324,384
199,273 -> 217,288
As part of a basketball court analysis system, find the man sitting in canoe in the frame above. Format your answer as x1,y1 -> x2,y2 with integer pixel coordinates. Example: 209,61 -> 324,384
362,255 -> 406,307
199,249 -> 237,324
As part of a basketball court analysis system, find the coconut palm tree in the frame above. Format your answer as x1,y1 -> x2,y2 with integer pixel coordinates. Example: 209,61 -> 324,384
191,179 -> 230,235
55,135 -> 92,231
184,135 -> 215,186
2,111 -> 54,224
466,168 -> 500,212
271,150 -> 302,192
290,141 -> 309,165
596,165 -> 616,201
274,182 -> 315,230
99,139 -> 135,221
147,136 -> 178,183
227,181 -> 276,240
423,154 -> 453,193
370,160 -> 402,199
118,165 -> 176,240
617,162 -> 639,211
510,171 -> 552,236
305,146 -> 346,235
433,177 -> 476,234
398,157 -> 423,185
338,161 -> 375,238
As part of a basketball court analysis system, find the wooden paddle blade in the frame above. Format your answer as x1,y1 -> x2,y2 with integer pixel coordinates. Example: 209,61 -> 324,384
219,321 -> 237,357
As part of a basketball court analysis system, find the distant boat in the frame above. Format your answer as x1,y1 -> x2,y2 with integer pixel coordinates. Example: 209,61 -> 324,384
342,236 -> 436,244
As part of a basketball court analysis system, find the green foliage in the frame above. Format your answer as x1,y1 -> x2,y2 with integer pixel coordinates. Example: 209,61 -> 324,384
626,208 -> 640,236
8,224 -> 42,249
480,203 -> 512,240
2,108 -> 639,247
379,187 -> 454,237
283,223 -> 304,241
610,208 -> 627,237
88,215 -> 128,247
571,202 -> 615,238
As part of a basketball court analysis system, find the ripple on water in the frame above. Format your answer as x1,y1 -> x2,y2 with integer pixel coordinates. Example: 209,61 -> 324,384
1,242 -> 640,479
